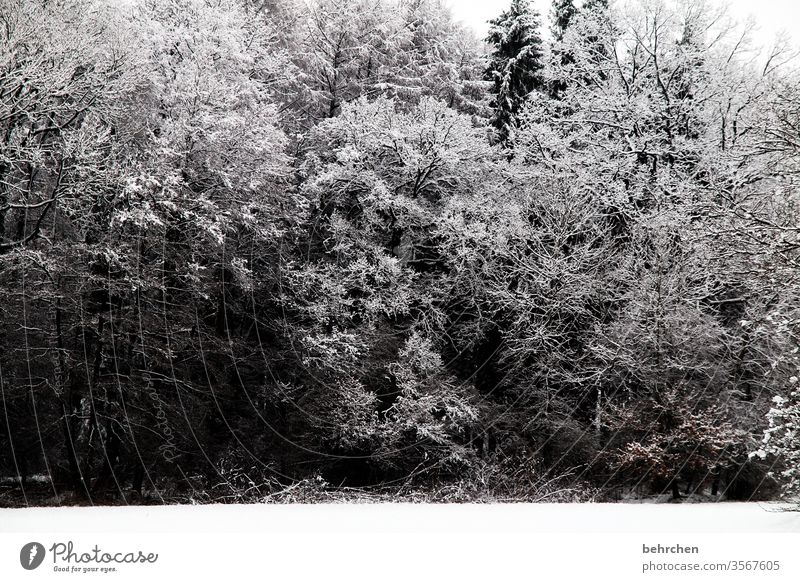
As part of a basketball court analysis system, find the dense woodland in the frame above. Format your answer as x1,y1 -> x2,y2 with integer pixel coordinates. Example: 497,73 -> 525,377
1,0 -> 800,505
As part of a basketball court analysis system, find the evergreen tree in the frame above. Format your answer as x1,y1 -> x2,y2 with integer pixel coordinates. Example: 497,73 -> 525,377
485,0 -> 545,145
550,0 -> 578,99
552,0 -> 578,41
583,0 -> 609,10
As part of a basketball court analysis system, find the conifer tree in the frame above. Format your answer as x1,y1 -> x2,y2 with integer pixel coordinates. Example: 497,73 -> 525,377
552,0 -> 578,41
550,0 -> 578,99
583,0 -> 609,10
485,0 -> 545,144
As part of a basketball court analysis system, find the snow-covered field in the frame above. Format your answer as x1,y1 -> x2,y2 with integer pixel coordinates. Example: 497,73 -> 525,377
2,502 -> 799,533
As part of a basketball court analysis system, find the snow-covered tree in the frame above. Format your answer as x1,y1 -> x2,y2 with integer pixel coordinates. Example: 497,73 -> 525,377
508,0 -> 799,496
276,95 -> 498,480
3,0 -> 800,504
394,0 -> 491,116
552,0 -> 578,40
0,0 -> 146,496
287,0 -> 490,128
485,0 -> 545,144
760,383 -> 800,496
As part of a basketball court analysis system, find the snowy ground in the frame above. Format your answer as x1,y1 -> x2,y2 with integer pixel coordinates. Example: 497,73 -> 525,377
1,502 -> 799,533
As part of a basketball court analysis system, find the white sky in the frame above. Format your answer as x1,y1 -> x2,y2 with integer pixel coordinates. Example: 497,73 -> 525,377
447,0 -> 798,50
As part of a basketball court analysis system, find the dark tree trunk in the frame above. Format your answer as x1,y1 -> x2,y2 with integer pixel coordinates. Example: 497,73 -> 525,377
671,480 -> 681,500
132,464 -> 145,496
55,300 -> 89,498
61,400 -> 88,499
711,465 -> 721,496
92,419 -> 122,496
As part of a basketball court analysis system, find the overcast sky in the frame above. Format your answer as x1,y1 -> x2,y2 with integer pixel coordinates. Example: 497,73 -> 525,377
447,0 -> 797,50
